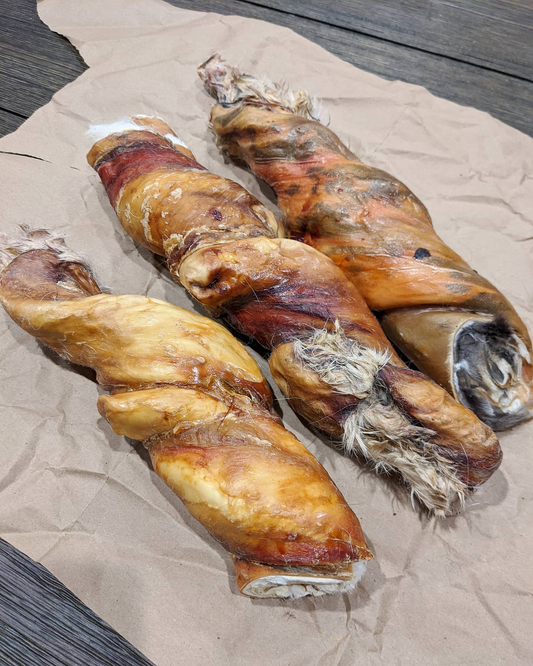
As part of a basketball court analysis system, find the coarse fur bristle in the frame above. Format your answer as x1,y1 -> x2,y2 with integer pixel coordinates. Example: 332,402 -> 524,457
454,317 -> 533,431
198,54 -> 321,121
0,226 -> 87,271
293,322 -> 470,517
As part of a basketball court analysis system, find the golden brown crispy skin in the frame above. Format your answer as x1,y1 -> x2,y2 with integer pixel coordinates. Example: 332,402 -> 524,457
0,228 -> 372,599
198,55 -> 533,432
87,116 -> 501,516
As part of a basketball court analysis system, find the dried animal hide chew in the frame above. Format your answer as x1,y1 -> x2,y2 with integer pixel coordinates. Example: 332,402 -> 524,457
0,227 -> 373,599
198,54 -> 533,432
88,116 -> 501,517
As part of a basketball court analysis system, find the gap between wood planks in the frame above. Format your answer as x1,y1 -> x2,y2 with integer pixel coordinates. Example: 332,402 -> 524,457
242,0 -> 533,80
0,0 -> 532,137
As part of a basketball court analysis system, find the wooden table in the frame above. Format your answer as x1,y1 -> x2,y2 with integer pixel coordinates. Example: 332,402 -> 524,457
0,0 -> 532,662
1,0 -> 532,138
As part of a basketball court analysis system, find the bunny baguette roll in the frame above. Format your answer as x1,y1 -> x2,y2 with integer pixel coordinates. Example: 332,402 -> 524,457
87,116 -> 501,516
198,54 -> 533,432
0,227 -> 372,599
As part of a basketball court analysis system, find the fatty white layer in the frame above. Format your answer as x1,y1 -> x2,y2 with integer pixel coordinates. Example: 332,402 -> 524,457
86,116 -> 188,149
242,561 -> 367,599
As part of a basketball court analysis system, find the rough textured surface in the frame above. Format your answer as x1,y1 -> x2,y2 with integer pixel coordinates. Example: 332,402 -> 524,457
200,55 -> 533,431
0,1 -> 532,665
87,115 -> 502,515
0,229 -> 370,598
0,537 -> 155,666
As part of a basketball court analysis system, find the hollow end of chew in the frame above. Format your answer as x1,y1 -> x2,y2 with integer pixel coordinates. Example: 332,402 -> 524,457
381,308 -> 532,431
234,558 -> 366,599
454,316 -> 533,431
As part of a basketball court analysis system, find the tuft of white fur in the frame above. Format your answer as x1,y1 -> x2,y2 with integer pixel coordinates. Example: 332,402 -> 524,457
242,561 -> 367,599
86,117 -> 189,149
293,323 -> 391,398
198,54 -> 321,121
0,225 -> 86,271
294,323 -> 469,517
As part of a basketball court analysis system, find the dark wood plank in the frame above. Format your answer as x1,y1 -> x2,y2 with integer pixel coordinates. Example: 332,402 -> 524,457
0,0 -> 531,139
0,538 -> 155,666
0,110 -> 24,137
245,0 -> 533,80
0,0 -> 86,119
173,0 -> 533,135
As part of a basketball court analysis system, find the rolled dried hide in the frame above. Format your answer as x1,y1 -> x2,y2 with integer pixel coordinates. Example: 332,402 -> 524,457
198,54 -> 533,432
87,115 -> 501,517
0,227 -> 372,599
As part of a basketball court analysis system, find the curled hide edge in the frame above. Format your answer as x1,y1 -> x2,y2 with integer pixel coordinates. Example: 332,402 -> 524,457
0,227 -> 373,599
87,115 -> 501,517
198,54 -> 533,433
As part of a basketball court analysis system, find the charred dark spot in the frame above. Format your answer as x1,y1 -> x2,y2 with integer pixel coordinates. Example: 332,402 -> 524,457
246,123 -> 324,163
446,282 -> 470,295
190,272 -> 221,293
414,248 -> 431,260
224,125 -> 258,146
209,208 -> 223,221
289,230 -> 306,243
282,117 -> 357,160
214,106 -> 247,127
312,183 -> 318,195
301,201 -> 348,229
285,184 -> 300,196
206,274 -> 220,289
246,140 -> 290,162
297,138 -> 317,157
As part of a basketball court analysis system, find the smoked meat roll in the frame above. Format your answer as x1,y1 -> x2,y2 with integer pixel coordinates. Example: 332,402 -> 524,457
0,227 -> 373,599
87,115 -> 501,516
198,54 -> 533,432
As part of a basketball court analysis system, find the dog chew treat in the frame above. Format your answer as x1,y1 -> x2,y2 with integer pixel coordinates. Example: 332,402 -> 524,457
198,55 -> 533,432
0,228 -> 373,599
87,116 -> 501,517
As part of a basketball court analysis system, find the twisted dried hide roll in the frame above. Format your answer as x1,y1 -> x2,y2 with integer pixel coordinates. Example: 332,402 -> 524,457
198,54 -> 533,432
0,227 -> 373,599
87,115 -> 501,516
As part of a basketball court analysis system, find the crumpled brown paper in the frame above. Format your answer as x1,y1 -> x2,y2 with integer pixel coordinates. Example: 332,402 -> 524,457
0,1 -> 532,664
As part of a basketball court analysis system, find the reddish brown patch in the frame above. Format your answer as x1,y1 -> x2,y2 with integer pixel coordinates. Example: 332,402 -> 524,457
96,144 -> 205,206
0,250 -> 100,303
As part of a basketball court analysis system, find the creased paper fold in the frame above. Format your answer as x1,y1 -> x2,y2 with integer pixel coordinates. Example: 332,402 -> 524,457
0,1 -> 531,664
